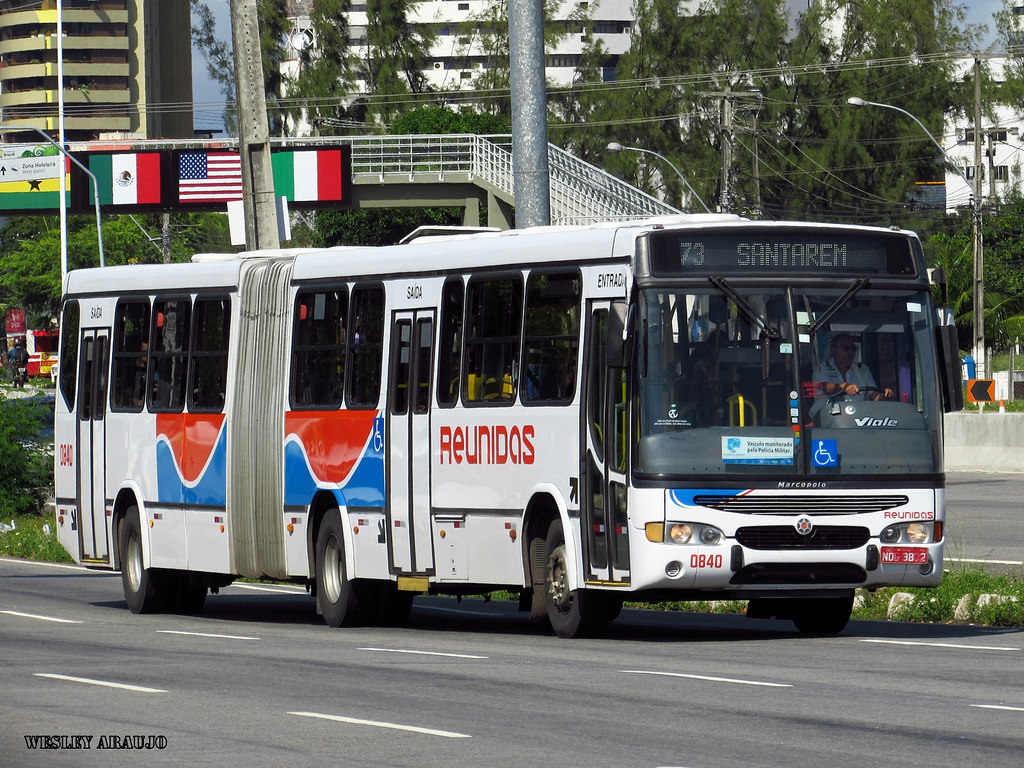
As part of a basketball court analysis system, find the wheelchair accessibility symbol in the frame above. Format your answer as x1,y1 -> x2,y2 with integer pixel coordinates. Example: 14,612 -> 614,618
812,439 -> 838,467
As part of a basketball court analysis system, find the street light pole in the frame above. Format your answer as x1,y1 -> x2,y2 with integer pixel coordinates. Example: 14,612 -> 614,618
847,96 -> 983,376
606,142 -> 711,213
57,0 -> 67,290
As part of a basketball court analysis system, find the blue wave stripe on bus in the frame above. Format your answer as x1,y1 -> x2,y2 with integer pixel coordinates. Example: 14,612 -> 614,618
283,439 -> 385,509
668,489 -> 746,507
155,430 -> 228,506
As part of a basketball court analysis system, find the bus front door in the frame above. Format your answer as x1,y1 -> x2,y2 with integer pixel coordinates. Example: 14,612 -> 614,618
583,302 -> 630,585
386,311 -> 435,576
76,329 -> 111,564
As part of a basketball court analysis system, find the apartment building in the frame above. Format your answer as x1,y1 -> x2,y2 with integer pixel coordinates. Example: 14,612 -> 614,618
0,0 -> 192,143
283,0 -> 704,92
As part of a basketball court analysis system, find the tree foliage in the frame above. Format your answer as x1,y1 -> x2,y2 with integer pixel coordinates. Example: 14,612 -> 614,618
0,215 -> 230,324
286,0 -> 360,134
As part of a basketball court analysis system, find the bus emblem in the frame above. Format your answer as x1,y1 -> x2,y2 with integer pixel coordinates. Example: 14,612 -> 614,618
795,517 -> 813,536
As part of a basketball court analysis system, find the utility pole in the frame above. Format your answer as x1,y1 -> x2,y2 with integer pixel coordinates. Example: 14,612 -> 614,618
231,0 -> 280,250
701,88 -> 760,214
508,0 -> 551,227
973,56 -> 985,379
719,86 -> 733,213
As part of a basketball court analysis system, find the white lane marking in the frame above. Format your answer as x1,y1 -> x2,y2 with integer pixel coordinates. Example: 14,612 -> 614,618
157,630 -> 260,641
359,647 -> 487,659
861,639 -> 1020,652
34,673 -> 167,693
622,670 -> 792,688
0,557 -> 117,574
1,609 -> 82,624
948,557 -> 1024,566
288,711 -> 471,738
971,704 -> 1024,712
230,583 -> 307,594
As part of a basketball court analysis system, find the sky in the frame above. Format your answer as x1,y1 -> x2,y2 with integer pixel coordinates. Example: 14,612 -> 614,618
187,0 -> 1010,135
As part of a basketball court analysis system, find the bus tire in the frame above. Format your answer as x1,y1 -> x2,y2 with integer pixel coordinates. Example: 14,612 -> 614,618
543,521 -> 602,638
315,509 -> 360,627
120,507 -> 170,614
791,595 -> 854,634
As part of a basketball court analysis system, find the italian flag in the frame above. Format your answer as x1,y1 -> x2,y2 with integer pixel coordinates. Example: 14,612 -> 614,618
272,150 -> 343,202
90,153 -> 162,206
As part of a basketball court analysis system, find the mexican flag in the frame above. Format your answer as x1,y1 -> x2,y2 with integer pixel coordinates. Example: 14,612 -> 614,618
89,153 -> 162,206
272,149 -> 344,202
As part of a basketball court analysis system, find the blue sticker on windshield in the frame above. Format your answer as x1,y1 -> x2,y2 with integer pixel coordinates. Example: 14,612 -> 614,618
812,439 -> 838,467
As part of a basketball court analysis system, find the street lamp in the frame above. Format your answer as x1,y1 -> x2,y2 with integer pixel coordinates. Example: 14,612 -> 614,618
606,142 -> 711,213
847,96 -> 984,377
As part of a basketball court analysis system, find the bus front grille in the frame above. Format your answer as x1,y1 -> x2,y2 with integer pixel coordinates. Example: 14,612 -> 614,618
693,495 -> 908,515
735,525 -> 870,550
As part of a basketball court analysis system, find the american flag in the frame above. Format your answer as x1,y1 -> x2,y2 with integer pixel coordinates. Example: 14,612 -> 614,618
178,152 -> 243,202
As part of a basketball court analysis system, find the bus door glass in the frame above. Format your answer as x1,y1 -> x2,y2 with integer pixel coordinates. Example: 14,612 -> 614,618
584,302 -> 630,583
387,310 -> 435,575
77,328 -> 110,563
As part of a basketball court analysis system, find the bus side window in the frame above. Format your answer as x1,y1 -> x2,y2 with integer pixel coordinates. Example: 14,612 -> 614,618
59,300 -> 80,412
347,284 -> 385,408
436,278 -> 464,407
464,275 -> 522,404
190,297 -> 231,413
291,288 -> 346,408
150,298 -> 191,412
111,299 -> 150,412
523,270 -> 580,403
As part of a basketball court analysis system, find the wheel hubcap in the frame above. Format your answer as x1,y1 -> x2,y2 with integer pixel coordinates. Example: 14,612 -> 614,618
547,544 -> 572,613
323,535 -> 343,603
126,532 -> 142,592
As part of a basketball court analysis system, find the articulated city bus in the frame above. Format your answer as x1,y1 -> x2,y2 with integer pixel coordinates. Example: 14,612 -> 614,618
54,215 -> 962,636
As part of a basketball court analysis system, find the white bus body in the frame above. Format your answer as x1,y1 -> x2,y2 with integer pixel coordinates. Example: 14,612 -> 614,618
54,216 -> 962,636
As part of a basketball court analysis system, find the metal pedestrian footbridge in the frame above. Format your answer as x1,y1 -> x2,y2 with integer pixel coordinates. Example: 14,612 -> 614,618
272,133 -> 680,228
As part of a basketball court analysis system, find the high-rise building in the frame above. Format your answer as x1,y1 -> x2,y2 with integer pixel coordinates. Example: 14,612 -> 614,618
0,0 -> 192,143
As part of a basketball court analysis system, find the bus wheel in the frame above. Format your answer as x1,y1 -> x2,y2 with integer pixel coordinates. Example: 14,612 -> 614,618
315,509 -> 360,627
120,507 -> 169,614
543,521 -> 601,638
791,595 -> 854,634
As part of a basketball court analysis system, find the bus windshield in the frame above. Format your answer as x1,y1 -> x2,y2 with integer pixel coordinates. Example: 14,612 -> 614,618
635,285 -> 942,477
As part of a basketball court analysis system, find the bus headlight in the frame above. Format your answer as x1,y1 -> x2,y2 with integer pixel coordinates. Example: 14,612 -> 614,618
669,523 -> 693,544
906,523 -> 929,544
879,522 -> 934,545
699,526 -> 723,545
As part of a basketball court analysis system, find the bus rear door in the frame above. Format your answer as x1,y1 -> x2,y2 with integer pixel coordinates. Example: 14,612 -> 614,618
76,329 -> 111,563
386,310 -> 436,576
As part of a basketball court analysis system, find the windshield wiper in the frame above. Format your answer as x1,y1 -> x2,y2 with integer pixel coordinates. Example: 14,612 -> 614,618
806,277 -> 869,337
708,275 -> 780,340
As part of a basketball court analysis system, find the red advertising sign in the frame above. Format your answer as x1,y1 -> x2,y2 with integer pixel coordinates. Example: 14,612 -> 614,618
6,308 -> 25,335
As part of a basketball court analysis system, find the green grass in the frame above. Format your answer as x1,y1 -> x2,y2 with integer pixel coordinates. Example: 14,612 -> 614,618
0,511 -> 72,563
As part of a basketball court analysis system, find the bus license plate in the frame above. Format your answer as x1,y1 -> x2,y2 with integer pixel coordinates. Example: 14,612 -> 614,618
880,546 -> 928,565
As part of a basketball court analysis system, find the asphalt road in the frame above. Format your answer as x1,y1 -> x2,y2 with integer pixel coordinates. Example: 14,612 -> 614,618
3,555 -> 1024,768
945,471 -> 1024,569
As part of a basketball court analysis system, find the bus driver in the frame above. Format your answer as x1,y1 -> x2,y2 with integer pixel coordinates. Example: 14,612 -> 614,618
812,333 -> 892,415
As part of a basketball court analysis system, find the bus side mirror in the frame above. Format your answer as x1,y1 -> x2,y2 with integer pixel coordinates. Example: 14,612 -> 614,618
606,302 -> 632,368
935,314 -> 963,412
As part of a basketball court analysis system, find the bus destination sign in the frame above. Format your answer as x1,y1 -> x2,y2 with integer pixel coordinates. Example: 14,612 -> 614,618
647,229 -> 917,277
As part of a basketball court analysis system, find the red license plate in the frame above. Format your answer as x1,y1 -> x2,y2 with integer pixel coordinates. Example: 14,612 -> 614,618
880,546 -> 929,565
